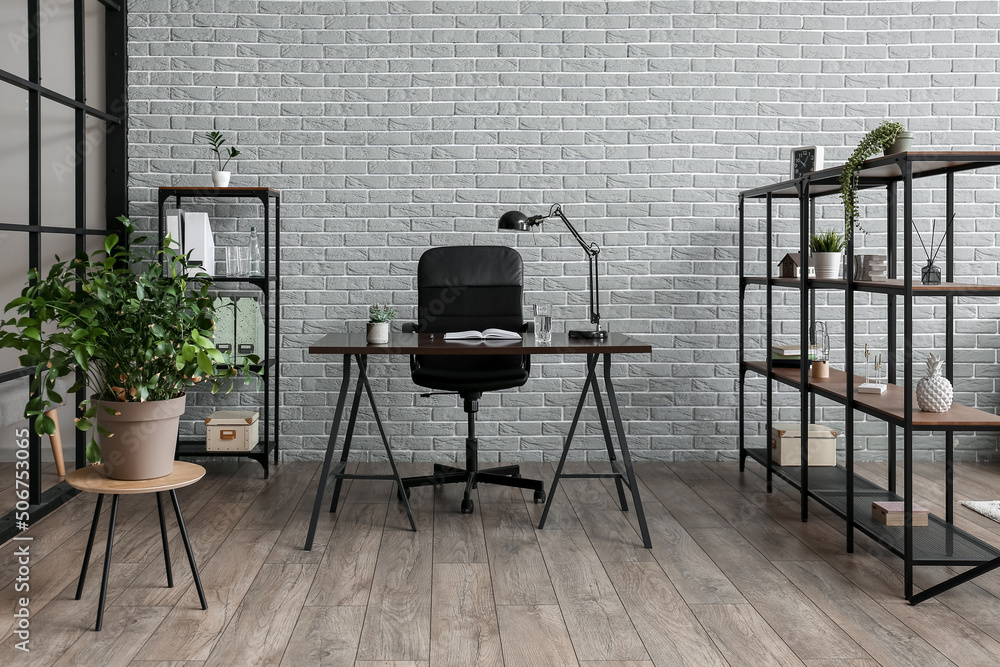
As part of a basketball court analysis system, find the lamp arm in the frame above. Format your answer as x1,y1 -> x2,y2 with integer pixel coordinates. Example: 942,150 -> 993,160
538,203 -> 602,329
546,204 -> 599,258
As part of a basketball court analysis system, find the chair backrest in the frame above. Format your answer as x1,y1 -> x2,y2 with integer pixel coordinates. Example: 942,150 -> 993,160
416,245 -> 524,334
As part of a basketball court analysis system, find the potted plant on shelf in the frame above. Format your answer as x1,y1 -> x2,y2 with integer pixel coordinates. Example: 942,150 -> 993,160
839,121 -> 909,242
201,130 -> 240,187
810,228 -> 846,279
367,304 -> 395,344
0,217 -> 258,480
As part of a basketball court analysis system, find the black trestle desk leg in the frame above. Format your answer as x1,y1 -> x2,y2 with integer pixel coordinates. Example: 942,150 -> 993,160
305,354 -> 353,551
156,492 -> 173,588
170,489 -> 207,610
604,353 -> 652,549
538,354 -> 600,530
76,493 -> 104,600
95,494 -> 120,631
358,355 -> 417,532
331,375 -> 365,513
592,374 -> 628,511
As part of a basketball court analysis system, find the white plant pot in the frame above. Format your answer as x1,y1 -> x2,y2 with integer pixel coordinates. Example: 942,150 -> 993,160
367,321 -> 389,344
212,170 -> 231,187
813,251 -> 842,279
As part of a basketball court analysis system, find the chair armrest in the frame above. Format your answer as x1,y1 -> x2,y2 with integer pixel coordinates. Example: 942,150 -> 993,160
402,322 -> 417,333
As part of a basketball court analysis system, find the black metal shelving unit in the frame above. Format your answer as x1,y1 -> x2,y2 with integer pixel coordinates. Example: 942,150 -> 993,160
739,152 -> 1000,604
157,187 -> 281,478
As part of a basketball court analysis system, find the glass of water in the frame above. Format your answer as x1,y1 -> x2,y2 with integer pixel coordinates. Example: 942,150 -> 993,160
534,303 -> 552,343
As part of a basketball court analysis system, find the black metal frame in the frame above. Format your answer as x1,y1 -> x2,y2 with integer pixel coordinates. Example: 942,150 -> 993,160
75,490 -> 206,631
738,151 -> 1000,604
304,348 -> 651,551
0,0 -> 128,544
157,187 -> 282,478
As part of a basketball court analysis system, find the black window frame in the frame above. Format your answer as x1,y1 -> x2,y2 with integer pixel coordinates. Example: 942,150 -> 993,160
0,0 -> 127,541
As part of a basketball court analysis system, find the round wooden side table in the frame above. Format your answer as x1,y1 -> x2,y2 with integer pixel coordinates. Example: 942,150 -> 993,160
67,461 -> 208,631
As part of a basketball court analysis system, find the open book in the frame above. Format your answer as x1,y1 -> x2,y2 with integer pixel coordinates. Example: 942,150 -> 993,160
443,328 -> 521,341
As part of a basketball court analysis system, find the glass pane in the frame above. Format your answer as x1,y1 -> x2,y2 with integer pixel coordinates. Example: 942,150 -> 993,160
39,0 -> 74,99
0,231 -> 29,372
86,116 -> 106,229
40,99 -> 76,227
0,3 -> 27,79
0,89 -> 28,225
85,1 -> 105,113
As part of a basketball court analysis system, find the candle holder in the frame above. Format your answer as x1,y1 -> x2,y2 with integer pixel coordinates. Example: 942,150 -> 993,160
859,344 -> 887,394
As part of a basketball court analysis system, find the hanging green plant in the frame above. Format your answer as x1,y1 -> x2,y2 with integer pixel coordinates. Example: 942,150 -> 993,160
839,121 -> 905,242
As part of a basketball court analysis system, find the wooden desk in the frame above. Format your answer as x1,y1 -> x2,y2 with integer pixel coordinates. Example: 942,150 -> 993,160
304,332 -> 654,550
67,462 -> 208,631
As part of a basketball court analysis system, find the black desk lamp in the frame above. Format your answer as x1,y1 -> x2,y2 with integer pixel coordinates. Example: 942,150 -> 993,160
497,204 -> 608,339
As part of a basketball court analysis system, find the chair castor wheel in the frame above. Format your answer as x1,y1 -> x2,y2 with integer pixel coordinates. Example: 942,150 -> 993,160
461,498 -> 474,514
533,490 -> 545,504
397,486 -> 411,502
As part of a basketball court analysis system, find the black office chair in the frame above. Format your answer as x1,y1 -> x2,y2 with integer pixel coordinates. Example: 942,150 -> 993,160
401,245 -> 546,514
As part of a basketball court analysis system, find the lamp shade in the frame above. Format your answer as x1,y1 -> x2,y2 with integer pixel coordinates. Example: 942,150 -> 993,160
497,210 -> 530,231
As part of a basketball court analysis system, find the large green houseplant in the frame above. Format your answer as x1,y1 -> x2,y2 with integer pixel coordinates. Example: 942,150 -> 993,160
840,121 -> 906,242
0,217 -> 257,479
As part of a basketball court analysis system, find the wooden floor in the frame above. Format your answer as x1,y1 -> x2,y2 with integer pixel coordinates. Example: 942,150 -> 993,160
5,458 -> 1000,665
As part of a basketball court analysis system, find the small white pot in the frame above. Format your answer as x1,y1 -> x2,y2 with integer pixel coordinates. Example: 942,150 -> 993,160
367,321 -> 389,344
813,251 -> 842,279
212,170 -> 231,187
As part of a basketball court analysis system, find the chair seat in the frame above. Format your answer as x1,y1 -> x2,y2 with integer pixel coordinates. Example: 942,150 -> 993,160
412,364 -> 529,393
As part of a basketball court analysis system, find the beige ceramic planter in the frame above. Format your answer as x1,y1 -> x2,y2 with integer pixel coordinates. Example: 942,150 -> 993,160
96,394 -> 186,480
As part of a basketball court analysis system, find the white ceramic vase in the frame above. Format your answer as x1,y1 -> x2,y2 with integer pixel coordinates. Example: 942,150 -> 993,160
812,251 -> 842,279
367,321 -> 389,344
212,170 -> 231,187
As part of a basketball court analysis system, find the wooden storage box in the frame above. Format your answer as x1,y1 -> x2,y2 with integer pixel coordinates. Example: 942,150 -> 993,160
770,422 -> 837,466
872,501 -> 929,527
206,410 -> 259,452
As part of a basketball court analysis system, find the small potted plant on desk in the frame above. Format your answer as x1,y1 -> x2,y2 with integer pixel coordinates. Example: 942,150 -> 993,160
367,304 -> 395,344
0,217 -> 259,480
810,228 -> 846,279
200,130 -> 240,187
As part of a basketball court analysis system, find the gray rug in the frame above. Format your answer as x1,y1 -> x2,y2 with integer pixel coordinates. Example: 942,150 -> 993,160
961,500 -> 1000,523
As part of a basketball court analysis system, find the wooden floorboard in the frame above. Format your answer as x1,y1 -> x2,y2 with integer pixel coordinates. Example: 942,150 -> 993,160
7,460 -> 1000,665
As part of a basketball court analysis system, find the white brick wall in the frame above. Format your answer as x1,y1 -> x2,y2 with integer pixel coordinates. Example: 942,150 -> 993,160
126,0 -> 1000,463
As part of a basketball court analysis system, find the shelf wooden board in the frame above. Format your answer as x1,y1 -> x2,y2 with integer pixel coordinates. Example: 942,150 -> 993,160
741,151 -> 1000,199
743,276 -> 1000,296
744,360 -> 1000,429
744,448 -> 1000,565
158,186 -> 280,197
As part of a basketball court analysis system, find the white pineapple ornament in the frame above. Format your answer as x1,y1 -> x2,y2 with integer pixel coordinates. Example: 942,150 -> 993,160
915,353 -> 953,413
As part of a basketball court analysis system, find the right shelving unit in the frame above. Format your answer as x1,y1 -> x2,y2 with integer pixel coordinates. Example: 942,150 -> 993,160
739,152 -> 1000,604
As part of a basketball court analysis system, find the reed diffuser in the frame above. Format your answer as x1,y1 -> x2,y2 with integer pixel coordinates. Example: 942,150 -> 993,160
913,215 -> 954,286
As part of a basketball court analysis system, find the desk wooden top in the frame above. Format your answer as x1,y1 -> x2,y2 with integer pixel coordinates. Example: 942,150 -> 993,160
308,331 -> 652,356
67,461 -> 206,495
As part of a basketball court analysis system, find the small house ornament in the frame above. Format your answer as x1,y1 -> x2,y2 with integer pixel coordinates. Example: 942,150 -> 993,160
778,253 -> 814,279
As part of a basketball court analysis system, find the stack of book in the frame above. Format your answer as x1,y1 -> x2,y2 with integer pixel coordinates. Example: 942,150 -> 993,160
771,343 -> 818,368
853,254 -> 888,282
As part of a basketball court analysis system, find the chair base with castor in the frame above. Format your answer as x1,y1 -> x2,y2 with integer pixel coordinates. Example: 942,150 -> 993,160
400,393 -> 545,514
